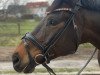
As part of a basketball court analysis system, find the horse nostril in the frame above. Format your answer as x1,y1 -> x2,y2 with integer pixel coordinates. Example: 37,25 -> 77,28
12,53 -> 21,65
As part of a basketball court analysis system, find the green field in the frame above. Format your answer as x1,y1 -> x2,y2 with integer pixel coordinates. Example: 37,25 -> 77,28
0,20 -> 39,46
0,20 -> 39,35
0,68 -> 99,74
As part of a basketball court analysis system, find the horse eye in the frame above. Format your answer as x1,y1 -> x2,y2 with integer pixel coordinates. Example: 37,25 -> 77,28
48,19 -> 56,25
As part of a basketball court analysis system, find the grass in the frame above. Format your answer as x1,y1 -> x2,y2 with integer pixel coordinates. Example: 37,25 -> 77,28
0,68 -> 99,74
0,20 -> 39,35
0,70 -> 16,74
80,43 -> 94,48
0,68 -> 78,74
0,20 -> 39,46
0,36 -> 21,46
0,68 -> 86,74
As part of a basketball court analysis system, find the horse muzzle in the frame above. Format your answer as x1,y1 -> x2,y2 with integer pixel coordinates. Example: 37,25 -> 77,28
12,53 -> 24,72
12,53 -> 35,73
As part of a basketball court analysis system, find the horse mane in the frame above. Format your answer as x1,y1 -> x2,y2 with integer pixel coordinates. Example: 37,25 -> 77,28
47,0 -> 100,12
47,0 -> 81,12
81,0 -> 100,11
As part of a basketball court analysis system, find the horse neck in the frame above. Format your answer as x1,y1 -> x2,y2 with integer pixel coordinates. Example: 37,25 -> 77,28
76,9 -> 100,49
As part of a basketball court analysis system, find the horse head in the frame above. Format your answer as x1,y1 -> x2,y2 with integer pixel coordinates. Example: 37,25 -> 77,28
12,0 -> 100,73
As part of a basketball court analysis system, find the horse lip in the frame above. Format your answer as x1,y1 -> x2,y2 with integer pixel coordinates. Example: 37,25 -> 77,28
13,60 -> 36,73
13,61 -> 28,73
22,61 -> 36,73
23,65 -> 35,73
13,61 -> 23,72
13,64 -> 35,73
13,65 -> 24,73
23,67 -> 35,73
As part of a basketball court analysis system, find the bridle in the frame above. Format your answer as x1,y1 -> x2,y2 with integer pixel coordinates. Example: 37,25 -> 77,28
21,0 -> 98,75
21,0 -> 96,75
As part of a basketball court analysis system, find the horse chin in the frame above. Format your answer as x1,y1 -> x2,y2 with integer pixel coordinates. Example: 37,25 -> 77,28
13,63 -> 36,73
23,67 -> 35,73
23,65 -> 35,73
13,65 -> 24,73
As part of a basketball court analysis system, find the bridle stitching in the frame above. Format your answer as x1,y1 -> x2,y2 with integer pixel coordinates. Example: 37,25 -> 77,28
46,8 -> 72,15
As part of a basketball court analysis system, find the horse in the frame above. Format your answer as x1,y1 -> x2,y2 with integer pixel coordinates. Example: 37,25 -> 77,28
12,0 -> 100,74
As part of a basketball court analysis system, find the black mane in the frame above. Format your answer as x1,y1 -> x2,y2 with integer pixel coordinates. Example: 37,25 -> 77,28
81,0 -> 100,11
47,0 -> 76,12
47,0 -> 100,12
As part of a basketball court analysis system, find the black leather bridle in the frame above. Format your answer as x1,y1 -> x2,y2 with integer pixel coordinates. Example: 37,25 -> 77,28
22,0 -> 82,75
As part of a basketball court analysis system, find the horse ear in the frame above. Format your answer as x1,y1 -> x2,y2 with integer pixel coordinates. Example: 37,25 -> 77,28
47,0 -> 63,12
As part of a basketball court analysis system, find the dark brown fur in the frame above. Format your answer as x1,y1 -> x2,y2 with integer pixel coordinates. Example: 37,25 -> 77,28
12,0 -> 100,73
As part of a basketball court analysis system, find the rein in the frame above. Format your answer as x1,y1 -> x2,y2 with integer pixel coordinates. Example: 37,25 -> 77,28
21,0 -> 97,75
77,48 -> 97,75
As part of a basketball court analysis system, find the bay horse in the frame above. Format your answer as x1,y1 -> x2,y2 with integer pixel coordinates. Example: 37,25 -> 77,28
12,0 -> 100,74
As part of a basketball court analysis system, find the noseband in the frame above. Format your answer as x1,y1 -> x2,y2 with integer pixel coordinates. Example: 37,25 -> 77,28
22,0 -> 82,75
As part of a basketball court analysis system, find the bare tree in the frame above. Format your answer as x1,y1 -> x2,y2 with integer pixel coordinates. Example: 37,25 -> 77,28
14,0 -> 20,5
0,0 -> 12,19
